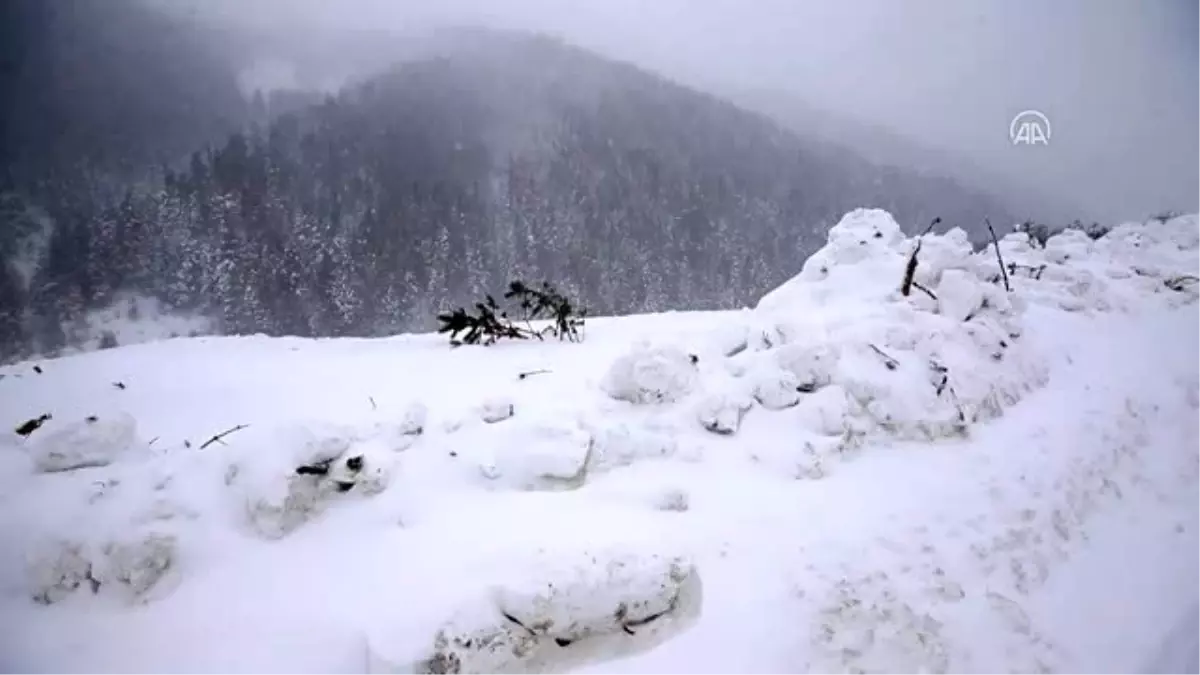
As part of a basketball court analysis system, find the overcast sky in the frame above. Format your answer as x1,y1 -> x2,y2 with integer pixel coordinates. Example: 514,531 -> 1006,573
182,0 -> 1198,223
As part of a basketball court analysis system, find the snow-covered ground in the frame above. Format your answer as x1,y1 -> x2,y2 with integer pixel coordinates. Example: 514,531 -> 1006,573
0,209 -> 1196,673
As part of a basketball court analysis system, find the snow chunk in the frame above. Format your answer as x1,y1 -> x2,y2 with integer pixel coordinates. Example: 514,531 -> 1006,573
480,396 -> 516,424
93,530 -> 179,602
794,384 -> 854,437
366,551 -> 702,674
695,387 -> 754,435
27,530 -> 178,605
235,425 -> 397,539
758,208 -> 908,311
752,367 -> 803,410
601,344 -> 698,404
774,344 -> 839,392
475,422 -> 591,491
936,268 -> 986,321
586,423 -> 677,473
28,539 -> 95,605
30,413 -> 139,473
397,402 -> 428,436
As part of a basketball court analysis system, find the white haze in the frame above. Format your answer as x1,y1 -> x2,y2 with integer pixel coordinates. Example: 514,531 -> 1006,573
170,0 -> 1198,225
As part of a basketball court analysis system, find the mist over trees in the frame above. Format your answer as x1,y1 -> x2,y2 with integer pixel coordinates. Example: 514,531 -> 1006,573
0,2 -> 1021,361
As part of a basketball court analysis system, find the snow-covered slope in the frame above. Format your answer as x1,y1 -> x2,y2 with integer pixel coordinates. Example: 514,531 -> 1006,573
0,209 -> 1196,673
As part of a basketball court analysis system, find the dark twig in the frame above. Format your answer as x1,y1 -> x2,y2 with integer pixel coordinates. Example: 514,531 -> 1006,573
985,218 -> 1011,292
621,608 -> 670,636
518,369 -> 551,380
369,396 -> 377,411
1165,275 -> 1199,292
868,344 -> 899,370
901,218 -> 939,297
199,424 -> 250,449
901,239 -> 922,297
912,281 -> 938,301
14,413 -> 51,437
112,381 -> 126,390
921,216 -> 942,236
501,611 -> 537,636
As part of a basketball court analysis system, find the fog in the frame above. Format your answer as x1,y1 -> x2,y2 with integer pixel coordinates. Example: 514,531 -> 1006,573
172,0 -> 1197,223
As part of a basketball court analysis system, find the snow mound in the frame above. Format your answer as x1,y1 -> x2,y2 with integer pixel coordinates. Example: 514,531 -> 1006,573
366,550 -> 702,674
28,528 -> 178,605
585,423 -> 678,473
751,366 -> 802,410
233,424 -> 397,539
396,402 -> 428,436
601,344 -> 698,404
998,215 -> 1200,313
744,208 -> 1047,465
694,383 -> 754,435
471,420 -> 591,491
30,413 -> 141,473
480,396 -> 516,424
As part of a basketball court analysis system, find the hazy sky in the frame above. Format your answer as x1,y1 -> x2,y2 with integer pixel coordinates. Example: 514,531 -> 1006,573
183,0 -> 1198,223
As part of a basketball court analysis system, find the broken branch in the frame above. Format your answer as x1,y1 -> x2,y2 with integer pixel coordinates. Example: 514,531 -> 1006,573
985,218 -> 1011,292
517,369 -> 551,380
199,424 -> 250,450
901,239 -> 923,297
912,281 -> 938,301
868,343 -> 899,370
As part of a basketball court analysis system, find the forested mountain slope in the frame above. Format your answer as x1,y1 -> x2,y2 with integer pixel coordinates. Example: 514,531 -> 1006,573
1,23 -> 1020,358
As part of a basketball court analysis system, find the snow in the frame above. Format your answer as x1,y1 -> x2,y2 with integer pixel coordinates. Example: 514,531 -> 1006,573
73,292 -> 213,354
29,412 -> 142,473
0,208 -> 1196,673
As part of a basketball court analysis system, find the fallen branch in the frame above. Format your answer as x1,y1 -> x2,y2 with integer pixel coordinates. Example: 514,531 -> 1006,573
901,217 -> 941,297
199,424 -> 250,449
912,281 -> 938,301
517,369 -> 551,380
868,343 -> 899,371
901,239 -> 922,297
14,413 -> 51,437
985,218 -> 1011,292
501,611 -> 537,637
1165,275 -> 1199,292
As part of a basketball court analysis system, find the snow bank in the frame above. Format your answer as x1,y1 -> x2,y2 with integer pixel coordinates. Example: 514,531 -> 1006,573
366,549 -> 702,674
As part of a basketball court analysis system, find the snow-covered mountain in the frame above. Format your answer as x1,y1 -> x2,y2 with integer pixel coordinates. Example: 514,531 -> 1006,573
0,209 -> 1196,673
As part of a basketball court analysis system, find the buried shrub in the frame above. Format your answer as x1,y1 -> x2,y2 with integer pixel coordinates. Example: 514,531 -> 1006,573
437,280 -> 586,346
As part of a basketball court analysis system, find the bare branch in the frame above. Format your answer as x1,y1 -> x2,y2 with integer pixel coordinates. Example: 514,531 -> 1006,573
868,343 -> 899,370
985,218 -> 1011,292
199,424 -> 250,450
901,238 -> 922,297
912,281 -> 938,301
517,369 -> 551,380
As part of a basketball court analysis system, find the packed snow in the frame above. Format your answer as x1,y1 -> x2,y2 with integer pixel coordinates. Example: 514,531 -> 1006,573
0,208 -> 1196,673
